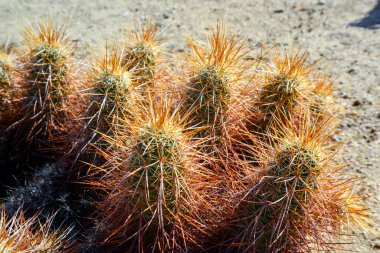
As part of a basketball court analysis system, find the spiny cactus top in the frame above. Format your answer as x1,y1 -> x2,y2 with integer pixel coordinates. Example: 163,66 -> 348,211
19,20 -> 75,142
257,50 -> 334,129
23,21 -> 72,106
0,208 -> 73,253
181,24 -> 251,146
86,46 -> 139,138
123,23 -> 159,88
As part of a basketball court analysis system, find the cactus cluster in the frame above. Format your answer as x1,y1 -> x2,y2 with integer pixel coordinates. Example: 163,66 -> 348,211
0,19 -> 369,253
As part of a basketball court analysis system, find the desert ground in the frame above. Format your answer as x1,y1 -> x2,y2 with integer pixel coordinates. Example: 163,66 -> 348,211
0,0 -> 379,251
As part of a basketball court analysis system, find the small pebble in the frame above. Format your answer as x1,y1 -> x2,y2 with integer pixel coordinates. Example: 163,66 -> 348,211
352,100 -> 361,107
373,240 -> 380,249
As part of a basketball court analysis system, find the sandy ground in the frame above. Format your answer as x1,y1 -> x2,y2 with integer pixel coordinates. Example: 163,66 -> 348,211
0,0 -> 379,251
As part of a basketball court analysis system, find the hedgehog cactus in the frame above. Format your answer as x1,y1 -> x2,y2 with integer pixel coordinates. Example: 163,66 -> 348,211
0,19 -> 371,253
123,23 -> 159,88
181,24 -> 251,150
186,65 -> 230,139
15,20 -> 75,147
92,96 -> 206,252
255,50 -> 334,131
0,208 -> 74,253
0,48 -> 17,129
227,114 -> 368,252
0,50 -> 13,116
83,46 -> 139,153
310,77 -> 336,120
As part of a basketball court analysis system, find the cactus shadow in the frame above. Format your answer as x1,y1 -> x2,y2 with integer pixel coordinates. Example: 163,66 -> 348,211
349,1 -> 380,29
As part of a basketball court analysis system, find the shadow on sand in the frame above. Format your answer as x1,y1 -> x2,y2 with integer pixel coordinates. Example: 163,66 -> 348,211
350,1 -> 380,29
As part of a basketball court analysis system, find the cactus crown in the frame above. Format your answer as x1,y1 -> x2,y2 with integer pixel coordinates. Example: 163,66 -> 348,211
261,74 -> 300,113
93,54 -> 133,117
95,71 -> 131,114
0,208 -> 73,252
86,47 -> 137,138
128,41 -> 156,68
274,145 -> 319,187
124,23 -> 159,86
132,124 -> 184,218
136,127 -> 182,167
233,116 -> 337,252
269,113 -> 329,178
8,20 -> 76,144
184,24 -> 248,140
23,21 -> 72,107
187,66 -> 230,134
29,44 -> 69,104
260,50 -> 315,118
130,97 -> 187,176
93,96 -> 197,251
270,143 -> 321,216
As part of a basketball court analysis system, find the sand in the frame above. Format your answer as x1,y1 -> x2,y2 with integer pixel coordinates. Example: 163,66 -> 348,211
0,0 -> 379,251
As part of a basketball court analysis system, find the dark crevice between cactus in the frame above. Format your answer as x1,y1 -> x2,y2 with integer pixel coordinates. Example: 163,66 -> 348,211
3,162 -> 97,247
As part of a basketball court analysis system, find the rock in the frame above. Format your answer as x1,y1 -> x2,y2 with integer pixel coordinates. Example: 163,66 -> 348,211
347,68 -> 356,75
373,240 -> 380,249
352,100 -> 361,106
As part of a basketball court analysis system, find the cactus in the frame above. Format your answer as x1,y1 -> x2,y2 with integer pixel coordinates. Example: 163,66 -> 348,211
226,113 -> 368,252
254,49 -> 334,131
82,46 -> 140,156
0,49 -> 14,120
0,208 -> 74,253
123,23 -> 160,88
180,24 -> 252,152
90,95 -> 208,252
13,20 -> 75,150
310,76 -> 336,121
0,46 -> 21,142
